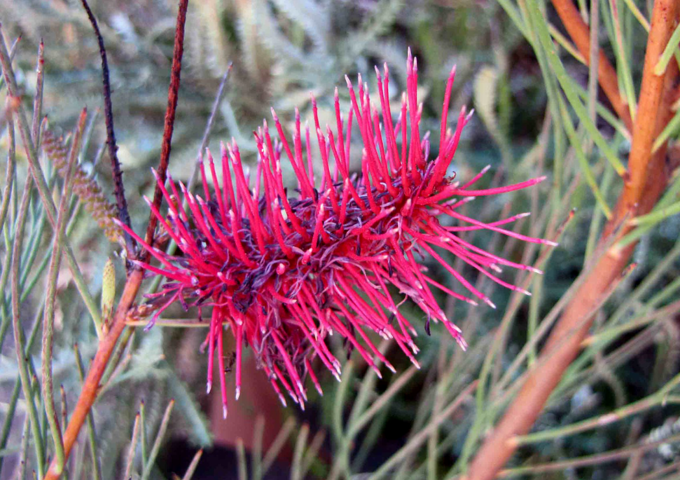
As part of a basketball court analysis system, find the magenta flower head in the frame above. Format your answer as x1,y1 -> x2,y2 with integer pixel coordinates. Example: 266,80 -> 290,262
117,49 -> 554,418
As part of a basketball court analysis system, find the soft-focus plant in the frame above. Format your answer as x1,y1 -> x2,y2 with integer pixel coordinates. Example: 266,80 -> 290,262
1,1 -> 680,479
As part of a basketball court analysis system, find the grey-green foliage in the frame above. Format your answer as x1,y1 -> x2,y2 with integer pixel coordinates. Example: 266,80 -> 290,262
2,0 -> 680,479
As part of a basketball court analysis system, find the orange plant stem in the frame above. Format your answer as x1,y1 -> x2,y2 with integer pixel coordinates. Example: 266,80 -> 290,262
466,0 -> 678,478
551,0 -> 634,131
45,1 -> 189,476
45,269 -> 143,479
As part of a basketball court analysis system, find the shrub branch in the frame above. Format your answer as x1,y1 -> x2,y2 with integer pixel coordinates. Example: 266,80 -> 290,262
80,0 -> 135,256
466,1 -> 679,478
44,0 -> 190,476
550,0 -> 634,131
143,0 -> 189,260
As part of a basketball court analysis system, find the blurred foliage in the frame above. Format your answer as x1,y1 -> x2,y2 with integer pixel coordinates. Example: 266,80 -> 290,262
1,0 -> 680,479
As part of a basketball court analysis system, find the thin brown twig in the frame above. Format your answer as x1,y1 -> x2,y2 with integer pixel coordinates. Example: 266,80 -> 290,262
466,1 -> 679,478
79,0 -> 135,256
143,0 -> 189,261
45,1 -> 191,476
636,459 -> 680,480
31,40 -> 44,145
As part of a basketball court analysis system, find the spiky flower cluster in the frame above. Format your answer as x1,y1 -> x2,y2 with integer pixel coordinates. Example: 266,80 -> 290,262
119,51 -> 554,417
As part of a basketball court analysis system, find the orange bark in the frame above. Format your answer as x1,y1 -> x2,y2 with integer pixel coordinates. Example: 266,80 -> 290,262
466,1 -> 678,478
45,0 -> 190,476
551,0 -> 634,131
45,269 -> 144,479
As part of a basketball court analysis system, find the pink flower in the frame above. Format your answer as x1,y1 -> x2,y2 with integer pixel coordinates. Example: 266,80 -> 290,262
117,50 -> 554,417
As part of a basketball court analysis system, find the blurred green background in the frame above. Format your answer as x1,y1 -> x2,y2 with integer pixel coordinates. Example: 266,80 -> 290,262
1,0 -> 680,479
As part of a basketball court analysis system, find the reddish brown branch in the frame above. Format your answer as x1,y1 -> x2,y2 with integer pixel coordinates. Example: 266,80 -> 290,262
80,0 -> 135,256
45,1 -> 190,476
466,1 -> 678,478
143,0 -> 189,260
551,0 -> 634,131
45,270 -> 144,479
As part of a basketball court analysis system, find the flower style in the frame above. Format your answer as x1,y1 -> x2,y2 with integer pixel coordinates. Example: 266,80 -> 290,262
117,50 -> 554,417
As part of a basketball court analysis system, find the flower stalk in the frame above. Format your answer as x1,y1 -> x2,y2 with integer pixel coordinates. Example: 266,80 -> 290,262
44,0 -> 190,476
42,109 -> 87,475
80,0 -> 135,256
41,132 -> 121,243
143,0 -> 189,261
